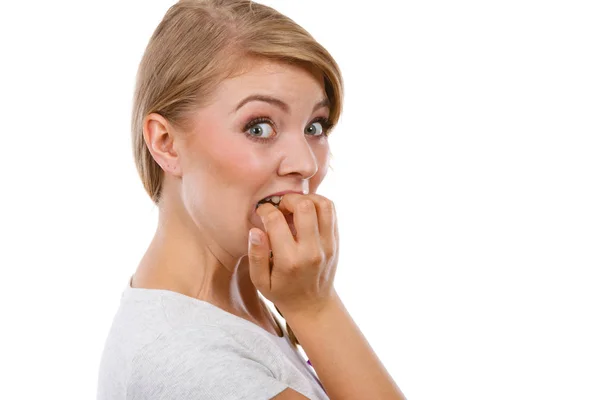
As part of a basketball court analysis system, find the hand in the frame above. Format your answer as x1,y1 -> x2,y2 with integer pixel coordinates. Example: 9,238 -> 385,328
248,193 -> 340,318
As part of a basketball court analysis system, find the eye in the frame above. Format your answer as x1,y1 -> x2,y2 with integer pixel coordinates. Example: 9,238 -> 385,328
305,121 -> 323,136
305,117 -> 332,137
245,119 -> 275,140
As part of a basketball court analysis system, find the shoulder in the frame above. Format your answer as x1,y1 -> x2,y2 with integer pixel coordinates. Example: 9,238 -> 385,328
126,325 -> 289,399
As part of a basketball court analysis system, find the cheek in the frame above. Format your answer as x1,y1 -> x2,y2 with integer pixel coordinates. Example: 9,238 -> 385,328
185,125 -> 260,181
192,139 -> 271,213
181,145 -> 262,232
214,144 -> 269,185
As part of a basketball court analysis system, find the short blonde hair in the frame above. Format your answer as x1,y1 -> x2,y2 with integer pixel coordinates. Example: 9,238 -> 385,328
132,0 -> 343,204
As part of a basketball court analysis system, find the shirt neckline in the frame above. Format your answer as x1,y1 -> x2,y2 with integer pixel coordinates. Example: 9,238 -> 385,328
124,275 -> 287,341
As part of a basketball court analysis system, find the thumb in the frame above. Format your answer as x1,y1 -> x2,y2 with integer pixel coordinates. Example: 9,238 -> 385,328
248,229 -> 271,293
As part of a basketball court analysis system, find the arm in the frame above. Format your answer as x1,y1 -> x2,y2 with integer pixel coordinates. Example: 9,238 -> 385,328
252,195 -> 406,400
280,291 -> 406,400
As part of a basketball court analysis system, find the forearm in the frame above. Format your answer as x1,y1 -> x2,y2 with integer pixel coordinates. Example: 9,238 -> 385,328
284,291 -> 406,400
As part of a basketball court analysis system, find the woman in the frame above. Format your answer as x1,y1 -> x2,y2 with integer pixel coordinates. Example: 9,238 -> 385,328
97,1 -> 405,399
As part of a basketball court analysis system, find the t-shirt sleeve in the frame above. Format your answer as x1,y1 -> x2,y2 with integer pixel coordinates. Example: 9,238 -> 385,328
126,327 -> 289,400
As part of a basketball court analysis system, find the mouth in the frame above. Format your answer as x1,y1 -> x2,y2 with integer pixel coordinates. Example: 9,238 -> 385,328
254,195 -> 296,236
255,190 -> 306,211
255,195 -> 283,210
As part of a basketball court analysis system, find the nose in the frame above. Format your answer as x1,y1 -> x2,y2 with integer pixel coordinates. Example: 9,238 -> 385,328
277,133 -> 319,180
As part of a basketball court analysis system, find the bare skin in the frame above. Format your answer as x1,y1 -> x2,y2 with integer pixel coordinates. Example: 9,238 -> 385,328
134,57 -> 406,399
133,58 -> 331,336
249,193 -> 406,399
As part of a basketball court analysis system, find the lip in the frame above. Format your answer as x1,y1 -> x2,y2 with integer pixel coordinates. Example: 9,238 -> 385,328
263,190 -> 305,198
255,190 -> 305,211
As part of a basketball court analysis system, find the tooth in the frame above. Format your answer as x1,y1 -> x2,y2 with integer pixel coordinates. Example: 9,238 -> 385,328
272,196 -> 281,203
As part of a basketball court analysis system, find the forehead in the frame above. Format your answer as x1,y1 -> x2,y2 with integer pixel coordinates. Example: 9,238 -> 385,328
214,58 -> 326,104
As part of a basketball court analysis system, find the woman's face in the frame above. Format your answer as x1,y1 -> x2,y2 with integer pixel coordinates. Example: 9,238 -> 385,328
175,58 -> 332,258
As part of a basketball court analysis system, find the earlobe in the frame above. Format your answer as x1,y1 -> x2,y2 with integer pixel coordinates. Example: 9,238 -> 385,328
143,113 -> 182,177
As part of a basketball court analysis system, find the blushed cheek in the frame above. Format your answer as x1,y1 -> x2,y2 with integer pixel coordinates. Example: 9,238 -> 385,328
211,142 -> 269,189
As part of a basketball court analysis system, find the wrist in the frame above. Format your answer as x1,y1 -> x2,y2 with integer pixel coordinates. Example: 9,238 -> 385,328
281,290 -> 341,328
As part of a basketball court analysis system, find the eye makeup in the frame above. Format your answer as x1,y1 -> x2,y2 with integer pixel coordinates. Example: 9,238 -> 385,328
243,116 -> 275,143
242,115 -> 334,143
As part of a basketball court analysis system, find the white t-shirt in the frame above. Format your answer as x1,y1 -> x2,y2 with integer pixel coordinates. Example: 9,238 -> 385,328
97,277 -> 329,400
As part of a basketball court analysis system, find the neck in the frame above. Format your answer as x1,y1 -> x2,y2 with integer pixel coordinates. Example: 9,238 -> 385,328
133,206 -> 262,320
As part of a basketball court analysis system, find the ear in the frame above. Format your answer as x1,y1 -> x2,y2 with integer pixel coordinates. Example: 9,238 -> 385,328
143,113 -> 182,178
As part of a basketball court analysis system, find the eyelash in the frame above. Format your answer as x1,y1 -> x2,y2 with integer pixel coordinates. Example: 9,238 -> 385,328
243,116 -> 334,143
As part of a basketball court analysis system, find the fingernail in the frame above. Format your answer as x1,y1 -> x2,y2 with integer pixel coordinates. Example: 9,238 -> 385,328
250,230 -> 261,245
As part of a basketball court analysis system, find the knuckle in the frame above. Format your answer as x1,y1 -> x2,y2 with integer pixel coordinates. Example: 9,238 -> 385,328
319,198 -> 335,215
263,210 -> 281,225
249,252 -> 263,263
308,250 -> 324,265
298,199 -> 314,212
309,194 -> 335,215
323,245 -> 335,260
288,261 -> 302,273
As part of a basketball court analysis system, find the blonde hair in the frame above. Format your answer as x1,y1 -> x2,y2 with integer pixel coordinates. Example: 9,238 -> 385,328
131,0 -> 344,348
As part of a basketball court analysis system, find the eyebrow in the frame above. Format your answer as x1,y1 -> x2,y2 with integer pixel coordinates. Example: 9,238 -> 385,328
233,95 -> 330,114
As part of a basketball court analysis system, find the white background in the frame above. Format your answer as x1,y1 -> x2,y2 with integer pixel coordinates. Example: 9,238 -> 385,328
1,1 -> 598,399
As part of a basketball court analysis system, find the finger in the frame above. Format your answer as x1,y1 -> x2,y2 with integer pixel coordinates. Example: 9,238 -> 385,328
305,194 -> 336,257
247,228 -> 271,292
256,202 -> 296,258
277,194 -> 320,247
